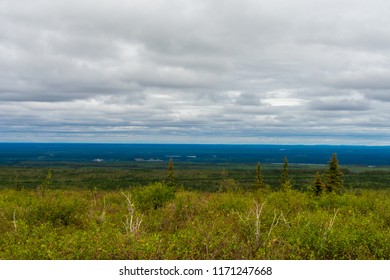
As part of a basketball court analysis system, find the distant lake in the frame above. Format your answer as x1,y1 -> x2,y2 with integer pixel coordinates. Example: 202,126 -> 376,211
0,143 -> 389,166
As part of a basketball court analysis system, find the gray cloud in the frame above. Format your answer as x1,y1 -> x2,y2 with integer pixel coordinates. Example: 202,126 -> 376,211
363,90 -> 390,102
1,0 -> 390,144
308,93 -> 372,111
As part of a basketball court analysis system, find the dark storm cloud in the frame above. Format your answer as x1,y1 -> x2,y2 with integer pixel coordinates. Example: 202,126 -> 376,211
1,0 -> 390,144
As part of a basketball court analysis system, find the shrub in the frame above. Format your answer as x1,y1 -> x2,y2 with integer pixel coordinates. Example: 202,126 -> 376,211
218,178 -> 242,193
133,182 -> 175,211
25,192 -> 88,227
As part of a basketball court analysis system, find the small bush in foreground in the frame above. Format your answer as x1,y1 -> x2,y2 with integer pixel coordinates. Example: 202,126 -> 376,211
132,182 -> 175,211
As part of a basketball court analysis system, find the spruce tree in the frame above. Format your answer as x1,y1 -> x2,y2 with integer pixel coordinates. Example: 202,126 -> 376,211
166,158 -> 176,187
313,171 -> 325,196
326,153 -> 343,193
254,162 -> 265,190
280,156 -> 293,191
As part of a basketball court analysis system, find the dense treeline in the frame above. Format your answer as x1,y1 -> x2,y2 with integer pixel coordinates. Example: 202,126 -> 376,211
0,155 -> 389,192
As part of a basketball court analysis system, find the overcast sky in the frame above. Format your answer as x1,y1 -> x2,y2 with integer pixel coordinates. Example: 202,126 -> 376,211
1,0 -> 390,144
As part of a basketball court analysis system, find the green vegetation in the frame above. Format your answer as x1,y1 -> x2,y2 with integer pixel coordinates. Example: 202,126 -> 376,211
326,153 -> 344,193
254,162 -> 266,190
165,158 -> 176,188
1,187 -> 390,259
313,171 -> 325,196
1,155 -> 390,260
280,156 -> 293,191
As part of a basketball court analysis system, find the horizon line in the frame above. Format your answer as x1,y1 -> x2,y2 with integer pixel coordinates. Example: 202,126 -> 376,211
0,141 -> 389,147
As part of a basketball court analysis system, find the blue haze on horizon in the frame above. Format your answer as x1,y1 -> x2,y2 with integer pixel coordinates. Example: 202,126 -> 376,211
1,143 -> 389,166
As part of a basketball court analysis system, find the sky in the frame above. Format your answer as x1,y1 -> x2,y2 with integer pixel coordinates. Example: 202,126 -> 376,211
1,0 -> 390,144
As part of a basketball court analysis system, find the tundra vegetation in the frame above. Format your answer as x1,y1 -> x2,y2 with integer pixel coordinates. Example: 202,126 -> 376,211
1,154 -> 390,259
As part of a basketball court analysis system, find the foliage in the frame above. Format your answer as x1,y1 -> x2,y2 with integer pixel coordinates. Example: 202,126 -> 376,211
326,153 -> 344,193
1,161 -> 390,192
218,170 -> 242,193
132,182 -> 176,211
1,160 -> 390,260
280,157 -> 293,191
36,169 -> 53,196
165,158 -> 176,187
313,171 -> 325,196
254,162 -> 266,190
1,185 -> 390,260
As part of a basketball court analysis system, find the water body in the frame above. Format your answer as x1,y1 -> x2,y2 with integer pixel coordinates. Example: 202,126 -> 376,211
0,143 -> 389,166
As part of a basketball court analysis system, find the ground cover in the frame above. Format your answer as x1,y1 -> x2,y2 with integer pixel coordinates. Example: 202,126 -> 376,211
1,182 -> 390,259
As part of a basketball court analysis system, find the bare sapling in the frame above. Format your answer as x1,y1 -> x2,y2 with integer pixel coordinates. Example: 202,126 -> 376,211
121,192 -> 143,241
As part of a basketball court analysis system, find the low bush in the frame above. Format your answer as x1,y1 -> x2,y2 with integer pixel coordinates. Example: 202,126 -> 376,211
132,182 -> 176,211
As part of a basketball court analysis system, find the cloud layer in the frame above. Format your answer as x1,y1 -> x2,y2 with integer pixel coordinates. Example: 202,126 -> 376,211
1,0 -> 390,144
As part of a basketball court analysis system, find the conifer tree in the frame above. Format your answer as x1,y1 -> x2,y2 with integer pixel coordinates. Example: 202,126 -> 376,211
166,158 -> 176,187
254,162 -> 265,190
280,156 -> 293,191
326,153 -> 343,193
313,171 -> 325,196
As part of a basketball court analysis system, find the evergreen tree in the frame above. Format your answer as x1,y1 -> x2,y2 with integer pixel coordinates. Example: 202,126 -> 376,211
280,156 -> 293,191
326,153 -> 343,193
166,158 -> 176,187
254,162 -> 265,190
313,171 -> 325,196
